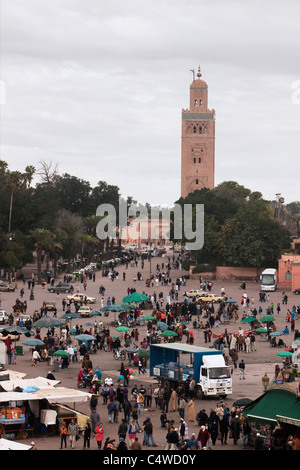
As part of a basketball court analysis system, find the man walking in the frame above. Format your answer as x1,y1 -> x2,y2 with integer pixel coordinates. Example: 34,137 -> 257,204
68,419 -> 79,449
143,417 -> 157,447
239,359 -> 245,380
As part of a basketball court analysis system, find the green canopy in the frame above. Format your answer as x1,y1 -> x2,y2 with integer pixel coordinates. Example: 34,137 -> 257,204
60,311 -> 81,320
276,351 -> 293,357
138,348 -> 150,359
32,317 -> 66,329
53,349 -> 70,357
261,314 -> 275,322
116,326 -> 130,332
243,389 -> 300,426
89,310 -> 102,316
143,315 -> 156,321
241,317 -> 256,323
122,292 -> 149,303
157,321 -> 168,331
0,326 -> 32,336
160,330 -> 177,337
100,305 -> 123,312
255,327 -> 268,334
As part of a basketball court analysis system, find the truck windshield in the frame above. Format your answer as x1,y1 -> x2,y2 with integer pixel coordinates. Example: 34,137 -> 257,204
208,367 -> 231,379
261,274 -> 275,286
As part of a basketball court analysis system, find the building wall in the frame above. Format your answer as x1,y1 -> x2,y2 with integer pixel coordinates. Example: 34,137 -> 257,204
189,265 -> 265,281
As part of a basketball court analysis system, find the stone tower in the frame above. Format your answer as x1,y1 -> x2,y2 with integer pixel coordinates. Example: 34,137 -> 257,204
181,66 -> 215,198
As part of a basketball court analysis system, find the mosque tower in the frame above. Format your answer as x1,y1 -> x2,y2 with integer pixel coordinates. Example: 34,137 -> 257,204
181,66 -> 215,198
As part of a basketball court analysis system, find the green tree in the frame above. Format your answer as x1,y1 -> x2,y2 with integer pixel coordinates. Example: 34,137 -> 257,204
29,228 -> 53,284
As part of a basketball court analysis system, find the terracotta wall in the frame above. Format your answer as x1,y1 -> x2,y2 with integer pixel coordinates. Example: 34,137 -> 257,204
190,265 -> 265,281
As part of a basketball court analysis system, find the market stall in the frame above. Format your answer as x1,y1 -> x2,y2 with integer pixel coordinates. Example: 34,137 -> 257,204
242,388 -> 300,446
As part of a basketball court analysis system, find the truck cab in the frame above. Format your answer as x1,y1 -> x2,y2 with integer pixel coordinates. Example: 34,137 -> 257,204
198,354 -> 232,399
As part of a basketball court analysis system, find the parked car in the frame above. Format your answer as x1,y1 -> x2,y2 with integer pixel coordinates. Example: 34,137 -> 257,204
47,283 -> 74,294
0,310 -> 9,324
16,314 -> 31,324
293,288 -> 300,295
67,293 -> 96,304
0,282 -> 16,292
197,293 -> 224,302
45,301 -> 57,311
184,289 -> 205,298
77,306 -> 93,317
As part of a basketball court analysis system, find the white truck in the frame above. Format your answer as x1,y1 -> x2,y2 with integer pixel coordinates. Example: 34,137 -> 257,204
150,343 -> 232,399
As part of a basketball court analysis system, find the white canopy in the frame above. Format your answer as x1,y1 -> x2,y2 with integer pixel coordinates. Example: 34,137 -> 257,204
0,376 -> 60,392
0,438 -> 32,450
0,388 -> 92,404
33,387 -> 92,404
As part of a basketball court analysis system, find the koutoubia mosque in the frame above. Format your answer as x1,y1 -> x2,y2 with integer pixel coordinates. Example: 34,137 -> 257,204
181,65 -> 216,198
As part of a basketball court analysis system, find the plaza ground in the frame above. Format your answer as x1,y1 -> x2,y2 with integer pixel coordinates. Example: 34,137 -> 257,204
0,252 -> 299,451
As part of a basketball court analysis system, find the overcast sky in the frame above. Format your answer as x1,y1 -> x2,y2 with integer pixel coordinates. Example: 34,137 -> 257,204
1,0 -> 300,207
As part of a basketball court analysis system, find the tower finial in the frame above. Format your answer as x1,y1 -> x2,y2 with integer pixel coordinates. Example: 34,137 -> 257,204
197,65 -> 202,78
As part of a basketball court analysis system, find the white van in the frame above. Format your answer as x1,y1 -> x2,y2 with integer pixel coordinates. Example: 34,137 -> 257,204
0,310 -> 9,325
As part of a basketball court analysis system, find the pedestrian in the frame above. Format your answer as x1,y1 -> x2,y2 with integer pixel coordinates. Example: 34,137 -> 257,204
245,336 -> 251,353
113,397 -> 120,423
188,397 -> 195,422
242,419 -> 251,448
209,419 -> 219,446
123,398 -> 132,423
219,415 -> 230,445
230,415 -> 240,445
128,418 -> 138,449
131,437 -> 142,450
179,418 -> 188,441
231,349 -> 238,368
11,347 -> 16,365
178,396 -> 186,419
89,408 -> 100,433
166,426 -> 179,450
143,417 -> 157,447
94,423 -> 104,449
197,425 -> 210,450
107,400 -> 115,423
118,419 -> 128,441
239,359 -> 246,380
117,436 -> 128,451
170,387 -> 177,412
83,422 -> 91,449
7,346 -> 12,365
60,422 -> 69,449
68,419 -> 79,449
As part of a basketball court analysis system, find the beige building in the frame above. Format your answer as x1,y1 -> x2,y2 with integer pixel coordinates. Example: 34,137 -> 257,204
181,66 -> 215,198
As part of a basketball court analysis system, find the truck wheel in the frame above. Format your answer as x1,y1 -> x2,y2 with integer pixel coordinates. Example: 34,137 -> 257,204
195,386 -> 204,399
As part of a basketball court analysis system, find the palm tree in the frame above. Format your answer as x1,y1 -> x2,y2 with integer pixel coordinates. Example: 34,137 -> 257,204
56,209 -> 84,273
61,221 -> 83,273
79,233 -> 100,267
29,228 -> 53,284
84,214 -> 104,262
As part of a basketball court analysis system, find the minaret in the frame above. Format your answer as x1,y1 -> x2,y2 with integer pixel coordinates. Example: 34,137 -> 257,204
181,66 -> 215,198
